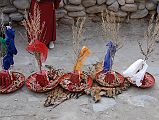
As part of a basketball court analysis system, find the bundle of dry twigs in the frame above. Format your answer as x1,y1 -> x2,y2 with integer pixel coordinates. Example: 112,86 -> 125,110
22,3 -> 46,43
101,9 -> 124,51
138,14 -> 159,60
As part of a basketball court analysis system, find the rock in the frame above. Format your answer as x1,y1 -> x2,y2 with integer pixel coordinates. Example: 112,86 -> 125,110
69,0 -> 81,5
125,0 -> 134,4
106,0 -> 116,5
9,12 -> 24,22
157,3 -> 159,14
138,2 -> 146,10
13,0 -> 30,10
86,5 -> 106,14
56,9 -> 67,19
117,0 -> 125,6
146,1 -> 156,11
108,1 -> 119,12
2,6 -> 17,14
64,5 -> 84,12
59,16 -> 74,25
121,4 -> 138,12
97,0 -> 106,5
82,0 -> 96,7
0,13 -> 10,24
130,8 -> 148,19
0,0 -> 10,7
68,11 -> 86,17
93,98 -> 117,112
18,9 -> 26,15
91,15 -> 101,22
10,0 -> 15,4
115,10 -> 128,17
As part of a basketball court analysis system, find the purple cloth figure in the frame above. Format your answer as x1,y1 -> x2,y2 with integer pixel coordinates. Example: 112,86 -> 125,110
103,41 -> 117,72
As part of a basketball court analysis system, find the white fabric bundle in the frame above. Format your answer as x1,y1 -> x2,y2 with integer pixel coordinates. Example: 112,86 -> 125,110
123,59 -> 148,87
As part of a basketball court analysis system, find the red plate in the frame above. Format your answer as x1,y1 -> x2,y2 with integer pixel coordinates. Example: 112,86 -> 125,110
127,72 -> 155,88
0,71 -> 25,94
96,71 -> 124,87
26,70 -> 62,93
59,71 -> 93,92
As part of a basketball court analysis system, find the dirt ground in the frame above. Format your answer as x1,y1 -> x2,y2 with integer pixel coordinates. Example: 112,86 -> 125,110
0,20 -> 159,120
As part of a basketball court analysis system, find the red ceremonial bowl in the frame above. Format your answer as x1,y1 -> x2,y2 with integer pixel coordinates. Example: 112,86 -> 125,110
26,70 -> 61,93
126,72 -> 155,88
96,70 -> 124,87
0,71 -> 25,94
59,71 -> 93,92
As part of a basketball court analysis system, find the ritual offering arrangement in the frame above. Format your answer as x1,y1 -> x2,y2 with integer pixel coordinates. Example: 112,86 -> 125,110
96,41 -> 124,88
123,60 -> 155,88
23,4 -> 63,92
123,15 -> 157,88
0,26 -> 25,94
59,46 -> 93,92
86,41 -> 130,102
95,10 -> 125,88
83,10 -> 131,102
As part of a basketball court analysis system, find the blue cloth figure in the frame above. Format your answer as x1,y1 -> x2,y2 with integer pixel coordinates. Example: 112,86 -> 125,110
3,26 -> 17,70
103,41 -> 117,72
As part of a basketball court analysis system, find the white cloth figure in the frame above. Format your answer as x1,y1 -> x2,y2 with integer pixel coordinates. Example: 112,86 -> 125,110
123,59 -> 148,87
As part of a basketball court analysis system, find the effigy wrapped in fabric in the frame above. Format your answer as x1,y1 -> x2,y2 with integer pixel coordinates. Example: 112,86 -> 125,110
59,46 -> 93,92
0,26 -> 25,94
123,59 -> 155,88
122,14 -> 157,88
83,41 -> 130,102
26,40 -> 63,92
23,2 -> 63,92
95,41 -> 125,88
85,61 -> 130,102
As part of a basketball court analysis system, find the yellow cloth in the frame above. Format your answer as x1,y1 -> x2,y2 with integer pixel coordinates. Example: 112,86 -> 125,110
74,46 -> 91,71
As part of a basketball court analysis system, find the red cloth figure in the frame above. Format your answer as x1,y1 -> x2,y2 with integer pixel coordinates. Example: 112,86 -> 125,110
29,0 -> 61,45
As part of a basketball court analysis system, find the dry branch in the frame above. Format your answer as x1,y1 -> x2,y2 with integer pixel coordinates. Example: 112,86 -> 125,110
22,3 -> 46,43
137,14 -> 158,60
72,17 -> 86,62
101,9 -> 124,51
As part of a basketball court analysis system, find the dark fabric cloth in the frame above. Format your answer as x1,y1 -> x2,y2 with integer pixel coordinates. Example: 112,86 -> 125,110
3,27 -> 17,70
103,41 -> 117,72
29,0 -> 61,45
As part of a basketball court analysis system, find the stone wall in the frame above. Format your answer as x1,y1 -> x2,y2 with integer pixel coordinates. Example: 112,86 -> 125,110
0,0 -> 159,25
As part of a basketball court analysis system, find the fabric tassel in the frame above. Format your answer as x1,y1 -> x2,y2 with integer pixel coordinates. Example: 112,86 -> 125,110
123,59 -> 148,87
103,41 -> 117,72
73,46 -> 91,71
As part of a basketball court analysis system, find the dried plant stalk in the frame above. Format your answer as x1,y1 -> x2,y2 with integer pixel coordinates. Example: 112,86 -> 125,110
101,9 -> 124,50
72,17 -> 86,61
22,3 -> 46,72
22,3 -> 46,43
138,14 -> 158,60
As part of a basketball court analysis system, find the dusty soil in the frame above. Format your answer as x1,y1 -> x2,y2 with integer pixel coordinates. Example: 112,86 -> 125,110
0,20 -> 159,120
